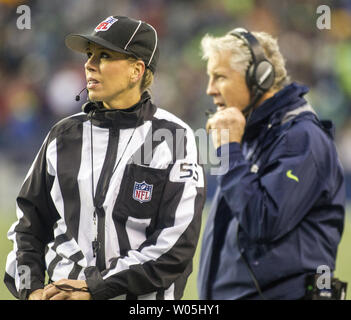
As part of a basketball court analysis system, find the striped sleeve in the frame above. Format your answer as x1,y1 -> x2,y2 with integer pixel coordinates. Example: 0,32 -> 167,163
4,132 -> 59,300
84,118 -> 206,299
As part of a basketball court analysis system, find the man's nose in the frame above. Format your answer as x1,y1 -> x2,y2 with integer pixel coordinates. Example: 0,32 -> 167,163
206,79 -> 218,96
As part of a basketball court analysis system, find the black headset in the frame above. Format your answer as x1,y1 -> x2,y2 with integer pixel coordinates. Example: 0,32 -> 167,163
229,28 -> 275,116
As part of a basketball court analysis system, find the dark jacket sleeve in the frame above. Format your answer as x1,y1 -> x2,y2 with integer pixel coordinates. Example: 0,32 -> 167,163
4,133 -> 58,300
217,120 -> 341,243
84,129 -> 206,300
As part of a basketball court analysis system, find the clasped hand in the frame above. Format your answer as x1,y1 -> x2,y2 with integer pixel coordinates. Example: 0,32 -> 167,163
206,107 -> 246,149
28,279 -> 91,300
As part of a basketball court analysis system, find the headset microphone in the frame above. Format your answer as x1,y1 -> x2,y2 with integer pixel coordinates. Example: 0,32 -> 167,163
75,87 -> 87,101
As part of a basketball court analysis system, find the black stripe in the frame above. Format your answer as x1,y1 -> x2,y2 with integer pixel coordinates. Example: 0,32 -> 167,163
68,252 -> 85,279
51,233 -> 72,251
47,254 -> 63,279
4,272 -> 19,299
94,128 -> 119,271
56,121 -> 83,241
96,208 -> 106,271
69,250 -> 84,263
114,215 -> 131,257
156,289 -> 165,300
102,257 -> 119,277
94,128 -> 119,207
68,265 -> 83,279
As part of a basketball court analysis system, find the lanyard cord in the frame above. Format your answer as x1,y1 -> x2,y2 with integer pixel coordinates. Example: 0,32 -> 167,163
111,116 -> 140,177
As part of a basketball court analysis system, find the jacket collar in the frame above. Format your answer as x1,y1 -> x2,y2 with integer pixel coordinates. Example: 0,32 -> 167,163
82,91 -> 157,129
244,82 -> 309,141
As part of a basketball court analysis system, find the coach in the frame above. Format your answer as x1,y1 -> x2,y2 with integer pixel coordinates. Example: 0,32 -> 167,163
198,28 -> 345,300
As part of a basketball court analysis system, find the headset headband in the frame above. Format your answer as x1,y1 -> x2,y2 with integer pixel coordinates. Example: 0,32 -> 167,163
228,28 -> 275,117
229,28 -> 266,66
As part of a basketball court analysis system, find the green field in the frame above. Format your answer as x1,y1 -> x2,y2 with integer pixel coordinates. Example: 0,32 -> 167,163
0,207 -> 350,300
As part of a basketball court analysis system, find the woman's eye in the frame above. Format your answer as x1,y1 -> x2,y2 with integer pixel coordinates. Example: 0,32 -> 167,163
100,52 -> 110,59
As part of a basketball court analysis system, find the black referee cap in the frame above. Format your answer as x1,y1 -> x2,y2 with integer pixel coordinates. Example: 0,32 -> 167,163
65,16 -> 159,73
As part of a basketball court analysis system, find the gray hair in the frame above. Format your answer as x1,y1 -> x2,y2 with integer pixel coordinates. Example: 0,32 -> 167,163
201,31 -> 290,91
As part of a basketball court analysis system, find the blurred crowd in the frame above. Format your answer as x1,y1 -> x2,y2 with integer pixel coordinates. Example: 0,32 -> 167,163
0,0 -> 351,210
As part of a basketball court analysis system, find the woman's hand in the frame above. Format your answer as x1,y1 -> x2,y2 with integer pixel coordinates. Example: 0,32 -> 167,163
41,279 -> 92,300
28,288 -> 44,300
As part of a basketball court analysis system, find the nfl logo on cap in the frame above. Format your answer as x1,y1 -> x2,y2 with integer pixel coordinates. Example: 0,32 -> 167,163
133,181 -> 153,203
95,16 -> 118,32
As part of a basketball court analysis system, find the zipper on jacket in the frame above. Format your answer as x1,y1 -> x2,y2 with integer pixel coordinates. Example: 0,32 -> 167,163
92,210 -> 99,257
92,127 -> 119,270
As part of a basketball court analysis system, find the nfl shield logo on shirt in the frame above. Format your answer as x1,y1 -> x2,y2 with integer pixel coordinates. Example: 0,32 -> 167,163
94,16 -> 118,32
133,181 -> 153,203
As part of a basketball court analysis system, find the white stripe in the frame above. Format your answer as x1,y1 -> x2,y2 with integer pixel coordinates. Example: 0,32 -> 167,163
47,139 -> 67,220
50,257 -> 75,281
77,268 -> 86,280
124,20 -> 142,50
44,243 -> 56,270
164,283 -> 175,300
258,64 -> 273,85
46,138 -> 57,176
147,23 -> 158,66
54,218 -> 67,238
137,292 -> 157,300
56,239 -> 81,260
125,216 -> 151,249
149,140 -> 173,169
109,294 -> 127,300
6,204 -> 24,291
77,123 -> 109,265
154,108 -> 190,133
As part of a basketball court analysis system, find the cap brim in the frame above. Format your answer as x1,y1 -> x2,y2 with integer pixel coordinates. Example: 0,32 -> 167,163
65,34 -> 135,57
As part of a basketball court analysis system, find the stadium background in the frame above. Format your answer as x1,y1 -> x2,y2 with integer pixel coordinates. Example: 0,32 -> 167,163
0,0 -> 350,299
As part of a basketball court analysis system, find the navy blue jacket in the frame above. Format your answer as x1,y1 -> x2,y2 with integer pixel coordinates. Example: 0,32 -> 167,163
198,83 -> 345,300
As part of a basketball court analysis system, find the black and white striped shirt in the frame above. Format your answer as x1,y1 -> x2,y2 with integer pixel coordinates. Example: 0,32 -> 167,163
4,93 -> 205,300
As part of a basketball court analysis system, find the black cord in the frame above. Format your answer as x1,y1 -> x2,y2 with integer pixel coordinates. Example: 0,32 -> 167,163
111,113 -> 141,177
236,226 -> 267,300
53,283 -> 89,292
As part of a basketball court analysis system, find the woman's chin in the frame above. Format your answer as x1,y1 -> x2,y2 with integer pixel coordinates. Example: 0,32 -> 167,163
88,93 -> 103,102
